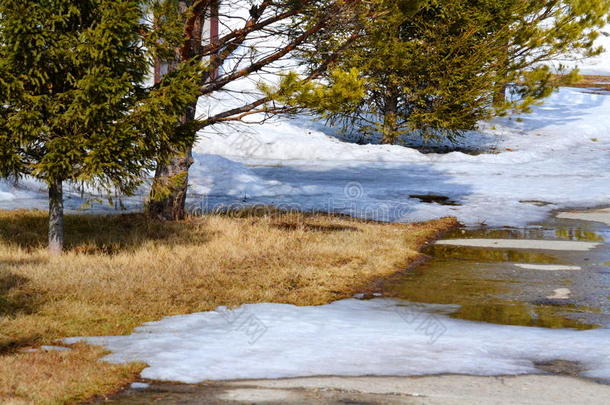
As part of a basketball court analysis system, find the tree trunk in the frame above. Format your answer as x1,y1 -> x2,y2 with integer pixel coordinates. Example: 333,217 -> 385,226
148,1 -> 210,221
48,180 -> 64,255
381,91 -> 399,145
148,147 -> 194,221
493,82 -> 508,105
148,100 -> 197,221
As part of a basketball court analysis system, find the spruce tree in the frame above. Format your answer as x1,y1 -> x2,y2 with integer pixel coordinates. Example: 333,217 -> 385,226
0,0 -> 200,253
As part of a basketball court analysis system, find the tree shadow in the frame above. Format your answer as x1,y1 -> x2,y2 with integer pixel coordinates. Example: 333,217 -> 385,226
0,272 -> 35,318
190,159 -> 473,223
0,212 -> 213,254
0,274 -> 43,352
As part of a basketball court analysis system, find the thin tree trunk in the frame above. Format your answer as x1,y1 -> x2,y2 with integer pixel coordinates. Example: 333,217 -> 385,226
493,41 -> 510,105
381,91 -> 399,145
48,179 -> 64,255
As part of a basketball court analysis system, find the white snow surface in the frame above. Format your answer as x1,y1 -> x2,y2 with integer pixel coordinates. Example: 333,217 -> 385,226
3,87 -> 608,226
514,264 -> 582,271
192,87 -> 610,227
0,179 -> 41,202
65,298 -> 610,383
435,239 -> 601,251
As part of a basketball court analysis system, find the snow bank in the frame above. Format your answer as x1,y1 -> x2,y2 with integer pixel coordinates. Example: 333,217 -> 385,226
0,182 -> 15,201
65,298 -> 610,383
192,87 -> 610,227
189,154 -> 319,198
196,120 -> 429,162
0,179 -> 44,204
2,88 -> 609,227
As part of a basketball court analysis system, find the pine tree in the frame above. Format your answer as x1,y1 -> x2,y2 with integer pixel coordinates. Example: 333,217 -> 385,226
0,0 -> 201,253
144,0 -> 398,220
319,0 -> 610,144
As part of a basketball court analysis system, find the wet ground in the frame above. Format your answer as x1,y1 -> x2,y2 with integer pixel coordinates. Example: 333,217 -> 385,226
90,212 -> 610,404
386,215 -> 610,329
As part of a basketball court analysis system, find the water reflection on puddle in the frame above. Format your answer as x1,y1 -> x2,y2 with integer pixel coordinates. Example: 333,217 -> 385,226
386,218 -> 610,330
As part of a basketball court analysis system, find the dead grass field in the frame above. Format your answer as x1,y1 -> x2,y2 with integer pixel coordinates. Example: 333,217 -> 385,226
0,209 -> 456,404
554,74 -> 610,91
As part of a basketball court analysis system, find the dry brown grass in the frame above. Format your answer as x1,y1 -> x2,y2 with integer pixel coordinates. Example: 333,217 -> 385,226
0,209 -> 456,404
553,74 -> 610,91
0,345 -> 143,405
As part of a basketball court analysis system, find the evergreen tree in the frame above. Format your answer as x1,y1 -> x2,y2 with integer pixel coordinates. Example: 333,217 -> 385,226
0,0 -> 201,253
144,0 -> 401,220
318,0 -> 610,144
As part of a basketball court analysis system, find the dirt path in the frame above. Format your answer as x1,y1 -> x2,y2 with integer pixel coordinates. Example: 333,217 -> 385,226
100,375 -> 610,404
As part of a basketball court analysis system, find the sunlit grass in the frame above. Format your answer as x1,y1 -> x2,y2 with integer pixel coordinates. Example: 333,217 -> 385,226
0,209 -> 456,404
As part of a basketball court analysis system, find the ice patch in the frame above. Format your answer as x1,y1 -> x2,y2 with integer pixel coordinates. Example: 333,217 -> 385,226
547,289 -> 572,300
65,299 -> 610,383
435,239 -> 600,251
514,264 -> 582,271
217,388 -> 300,402
557,209 -> 610,226
130,382 -> 150,390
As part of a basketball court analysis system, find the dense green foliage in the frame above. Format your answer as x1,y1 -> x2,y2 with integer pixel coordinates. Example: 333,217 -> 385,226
0,0 -> 201,250
317,0 -> 610,144
0,0 -> 199,190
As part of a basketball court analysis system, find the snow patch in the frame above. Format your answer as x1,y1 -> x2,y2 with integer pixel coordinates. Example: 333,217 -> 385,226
547,289 -> 572,300
557,209 -> 610,226
435,239 -> 601,251
514,264 -> 582,271
65,299 -> 610,383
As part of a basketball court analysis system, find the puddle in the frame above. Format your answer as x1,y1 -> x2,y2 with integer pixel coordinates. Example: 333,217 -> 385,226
386,217 -> 610,330
519,200 -> 554,207
534,360 -> 585,376
409,194 -> 461,206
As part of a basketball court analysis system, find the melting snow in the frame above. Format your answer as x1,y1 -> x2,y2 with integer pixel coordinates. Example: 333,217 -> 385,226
191,87 -> 610,227
2,88 -> 609,227
65,299 -> 610,383
435,239 -> 601,251
514,264 -> 583,271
